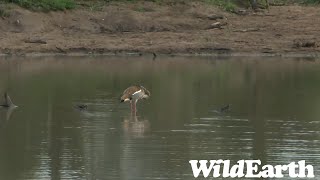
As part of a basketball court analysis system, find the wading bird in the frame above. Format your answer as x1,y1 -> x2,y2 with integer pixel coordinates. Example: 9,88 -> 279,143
120,85 -> 150,115
0,92 -> 17,108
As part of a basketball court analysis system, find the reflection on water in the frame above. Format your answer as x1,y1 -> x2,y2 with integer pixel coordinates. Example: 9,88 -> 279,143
123,116 -> 150,138
0,56 -> 319,180
0,106 -> 17,128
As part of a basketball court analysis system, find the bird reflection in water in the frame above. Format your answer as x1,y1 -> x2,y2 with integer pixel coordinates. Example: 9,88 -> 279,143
0,106 -> 17,128
0,92 -> 18,127
122,115 -> 150,138
120,115 -> 151,180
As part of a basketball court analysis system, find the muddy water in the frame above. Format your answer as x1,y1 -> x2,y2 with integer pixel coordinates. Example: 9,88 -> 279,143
0,56 -> 319,180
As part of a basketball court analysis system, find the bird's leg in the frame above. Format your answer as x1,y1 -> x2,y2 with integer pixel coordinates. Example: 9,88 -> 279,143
130,102 -> 133,115
133,100 -> 137,116
130,101 -> 136,116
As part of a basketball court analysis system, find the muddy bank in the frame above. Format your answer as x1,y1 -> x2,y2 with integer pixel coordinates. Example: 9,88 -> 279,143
0,2 -> 320,56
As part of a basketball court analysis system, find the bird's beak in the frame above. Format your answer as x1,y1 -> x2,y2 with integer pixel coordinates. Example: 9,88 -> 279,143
121,98 -> 130,102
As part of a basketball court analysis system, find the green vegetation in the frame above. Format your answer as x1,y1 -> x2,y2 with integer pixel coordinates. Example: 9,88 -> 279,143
5,0 -> 76,11
0,8 -> 10,17
303,0 -> 320,4
1,0 -> 319,12
204,0 -> 237,12
0,3 -> 10,17
271,0 -> 320,4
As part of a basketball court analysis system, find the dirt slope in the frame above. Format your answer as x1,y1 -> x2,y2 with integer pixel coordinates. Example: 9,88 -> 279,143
0,2 -> 319,56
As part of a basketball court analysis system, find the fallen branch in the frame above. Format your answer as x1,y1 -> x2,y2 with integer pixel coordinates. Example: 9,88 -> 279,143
293,40 -> 317,48
24,39 -> 47,44
56,47 -> 66,53
233,28 -> 260,32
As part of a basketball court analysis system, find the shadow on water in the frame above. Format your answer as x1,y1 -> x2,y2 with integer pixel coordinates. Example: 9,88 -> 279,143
0,56 -> 319,179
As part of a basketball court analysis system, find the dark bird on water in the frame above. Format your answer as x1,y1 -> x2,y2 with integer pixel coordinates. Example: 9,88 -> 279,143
152,52 -> 157,60
75,104 -> 88,111
220,104 -> 231,113
0,92 -> 17,108
120,85 -> 150,115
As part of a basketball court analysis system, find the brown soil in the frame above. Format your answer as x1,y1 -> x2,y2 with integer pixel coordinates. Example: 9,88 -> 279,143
0,2 -> 320,56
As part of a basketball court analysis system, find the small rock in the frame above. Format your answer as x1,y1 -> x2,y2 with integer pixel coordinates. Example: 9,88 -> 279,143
301,42 -> 316,48
234,9 -> 248,16
207,22 -> 227,29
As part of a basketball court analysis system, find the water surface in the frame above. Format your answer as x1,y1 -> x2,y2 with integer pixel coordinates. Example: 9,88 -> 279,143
0,56 -> 319,180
